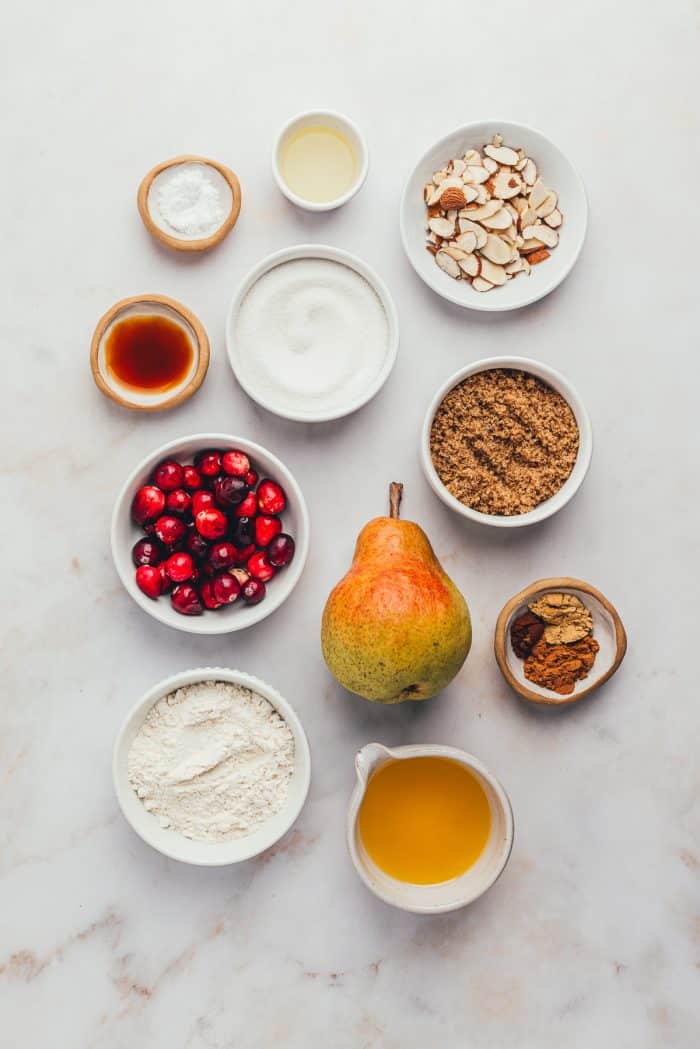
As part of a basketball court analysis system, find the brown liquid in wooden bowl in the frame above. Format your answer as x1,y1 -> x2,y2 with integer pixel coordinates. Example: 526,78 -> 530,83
105,314 -> 194,393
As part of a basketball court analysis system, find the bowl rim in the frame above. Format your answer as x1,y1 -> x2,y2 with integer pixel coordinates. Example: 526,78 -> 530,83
137,154 -> 242,253
399,118 -> 588,312
420,355 -> 593,528
494,576 -> 628,706
90,294 -> 210,412
271,109 -> 369,212
346,743 -> 514,913
113,666 -> 312,865
110,432 -> 309,634
225,243 -> 399,423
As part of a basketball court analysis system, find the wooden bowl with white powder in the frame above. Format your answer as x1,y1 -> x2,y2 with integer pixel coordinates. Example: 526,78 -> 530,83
137,155 -> 241,253
113,667 -> 311,865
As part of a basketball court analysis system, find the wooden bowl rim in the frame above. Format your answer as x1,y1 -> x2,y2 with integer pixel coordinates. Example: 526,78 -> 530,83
89,293 -> 210,412
137,155 -> 242,253
494,576 -> 627,707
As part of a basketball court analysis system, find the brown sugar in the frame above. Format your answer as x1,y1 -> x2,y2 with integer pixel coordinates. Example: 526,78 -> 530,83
524,636 -> 600,695
430,369 -> 580,516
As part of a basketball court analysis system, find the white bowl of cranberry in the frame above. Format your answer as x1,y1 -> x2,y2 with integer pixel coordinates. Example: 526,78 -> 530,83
111,434 -> 309,633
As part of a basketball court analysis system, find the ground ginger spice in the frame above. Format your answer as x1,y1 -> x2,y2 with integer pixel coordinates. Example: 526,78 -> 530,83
524,636 -> 600,695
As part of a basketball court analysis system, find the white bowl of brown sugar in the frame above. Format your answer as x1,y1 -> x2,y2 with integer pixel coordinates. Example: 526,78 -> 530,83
421,357 -> 592,527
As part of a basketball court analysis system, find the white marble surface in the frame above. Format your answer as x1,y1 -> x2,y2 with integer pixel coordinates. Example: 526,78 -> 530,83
3,2 -> 699,1046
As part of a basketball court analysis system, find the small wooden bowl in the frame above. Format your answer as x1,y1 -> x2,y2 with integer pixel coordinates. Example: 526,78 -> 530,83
494,577 -> 627,707
137,155 -> 241,253
90,294 -> 209,411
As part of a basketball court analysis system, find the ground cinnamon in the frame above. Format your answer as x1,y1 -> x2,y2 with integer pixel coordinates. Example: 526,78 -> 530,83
524,636 -> 600,695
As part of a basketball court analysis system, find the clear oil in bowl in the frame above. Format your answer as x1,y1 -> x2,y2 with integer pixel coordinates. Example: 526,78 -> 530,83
279,125 -> 357,204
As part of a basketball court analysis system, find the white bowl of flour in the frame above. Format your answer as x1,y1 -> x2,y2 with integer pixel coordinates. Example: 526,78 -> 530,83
226,244 -> 399,422
113,667 -> 311,865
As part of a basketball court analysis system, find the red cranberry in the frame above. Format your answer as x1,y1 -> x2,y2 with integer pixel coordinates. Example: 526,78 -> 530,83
257,479 -> 287,515
235,492 -> 258,518
212,572 -> 241,605
191,490 -> 215,515
241,578 -> 266,605
230,567 -> 250,586
247,550 -> 275,582
182,465 -> 202,491
165,488 -> 191,516
164,552 -> 195,583
234,543 -> 256,565
152,459 -> 184,492
222,450 -> 250,477
208,541 -> 237,571
131,538 -> 165,567
171,583 -> 203,616
154,515 -> 187,547
199,579 -> 222,610
195,508 -> 227,540
245,469 -> 258,487
214,476 -> 248,508
186,531 -> 210,560
233,516 -> 255,547
267,533 -> 295,568
135,565 -> 163,599
195,450 -> 222,479
255,515 -> 282,548
132,485 -> 165,525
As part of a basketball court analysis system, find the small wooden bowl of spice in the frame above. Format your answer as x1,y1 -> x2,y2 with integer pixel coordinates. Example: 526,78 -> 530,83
494,578 -> 627,707
137,155 -> 241,253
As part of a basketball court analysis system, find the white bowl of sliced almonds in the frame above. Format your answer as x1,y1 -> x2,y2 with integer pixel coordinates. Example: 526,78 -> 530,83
400,121 -> 587,310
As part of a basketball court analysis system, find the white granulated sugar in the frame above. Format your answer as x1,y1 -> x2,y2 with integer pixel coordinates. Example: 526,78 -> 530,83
156,164 -> 226,237
128,681 -> 295,842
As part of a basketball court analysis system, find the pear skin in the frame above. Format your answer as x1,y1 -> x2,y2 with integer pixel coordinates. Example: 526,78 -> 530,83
321,484 -> 472,703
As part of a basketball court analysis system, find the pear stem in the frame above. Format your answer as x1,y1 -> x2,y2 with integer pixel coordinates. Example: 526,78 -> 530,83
389,482 -> 403,519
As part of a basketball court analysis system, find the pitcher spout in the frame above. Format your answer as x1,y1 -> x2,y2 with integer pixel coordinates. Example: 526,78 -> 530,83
354,742 -> 392,786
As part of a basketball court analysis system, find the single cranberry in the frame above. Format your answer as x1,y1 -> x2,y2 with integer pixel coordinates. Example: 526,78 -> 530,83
131,538 -> 166,567
195,508 -> 228,540
230,567 -> 250,586
221,449 -> 251,477
135,564 -> 163,599
152,459 -> 184,492
159,563 -> 173,593
212,572 -> 241,605
186,531 -> 210,560
255,515 -> 282,548
233,516 -> 255,547
132,485 -> 165,525
171,583 -> 203,615
195,450 -> 222,478
199,579 -> 222,610
192,490 -> 215,515
165,488 -> 191,516
234,543 -> 256,565
235,492 -> 258,518
257,479 -> 287,515
154,515 -> 187,547
245,469 -> 258,487
164,552 -> 195,583
214,476 -> 248,509
247,549 -> 275,582
267,533 -> 295,568
182,465 -> 202,491
241,578 -> 266,605
208,541 -> 237,572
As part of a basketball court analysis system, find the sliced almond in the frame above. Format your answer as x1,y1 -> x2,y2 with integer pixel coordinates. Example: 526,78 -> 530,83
461,184 -> 479,203
454,230 -> 477,254
528,180 -> 549,210
426,184 -> 444,206
463,149 -> 482,166
466,199 -> 502,221
442,245 -> 470,261
520,238 -> 546,253
480,208 -> 512,230
505,257 -> 525,274
520,208 -> 538,229
483,157 -> 499,174
432,169 -> 448,186
483,143 -> 520,166
457,219 -> 488,248
479,258 -> 507,286
435,250 -> 461,278
492,132 -> 504,148
544,208 -> 562,228
521,158 -> 537,186
450,157 -> 466,177
527,248 -> 551,265
511,194 -> 528,213
515,157 -> 527,172
481,233 -> 513,264
475,184 -> 490,204
492,169 -> 523,199
535,191 -> 558,219
428,217 -> 456,238
458,254 -> 481,278
472,276 -> 495,292
463,165 -> 490,184
533,224 -> 559,248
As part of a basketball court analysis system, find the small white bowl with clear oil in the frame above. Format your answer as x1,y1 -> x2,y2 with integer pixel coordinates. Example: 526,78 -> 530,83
273,110 -> 368,211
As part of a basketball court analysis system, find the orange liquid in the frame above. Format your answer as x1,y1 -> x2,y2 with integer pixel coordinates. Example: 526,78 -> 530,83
105,314 -> 193,392
358,757 -> 491,884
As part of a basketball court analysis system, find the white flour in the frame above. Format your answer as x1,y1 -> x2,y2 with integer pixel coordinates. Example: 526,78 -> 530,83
156,164 -> 226,237
128,681 -> 295,842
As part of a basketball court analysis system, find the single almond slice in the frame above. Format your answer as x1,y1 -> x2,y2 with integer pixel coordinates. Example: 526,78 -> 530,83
442,245 -> 470,261
520,208 -> 538,229
461,184 -> 479,203
484,143 -> 520,166
454,230 -> 477,253
458,253 -> 481,277
481,233 -> 513,264
528,180 -> 549,210
467,198 -> 502,221
432,169 -> 448,185
483,157 -> 499,174
521,223 -> 545,240
427,184 -> 444,206
463,149 -> 482,166
428,217 -> 456,238
520,238 -> 546,253
451,157 -> 467,177
527,248 -> 551,265
479,258 -> 507,286
521,158 -> 537,186
533,224 -> 559,248
515,157 -> 527,172
492,170 -> 523,199
505,257 -> 525,274
544,208 -> 562,228
481,208 -> 512,230
535,190 -> 558,219
511,194 -> 528,213
472,276 -> 495,292
435,250 -> 461,278
457,219 -> 488,248
475,184 -> 490,204
440,186 -> 468,209
463,165 -> 490,184
492,132 -> 504,148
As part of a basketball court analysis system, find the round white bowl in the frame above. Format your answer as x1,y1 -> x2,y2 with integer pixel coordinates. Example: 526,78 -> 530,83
347,743 -> 514,913
272,110 -> 368,211
113,667 -> 311,865
421,356 -> 593,528
400,119 -> 588,311
226,244 -> 399,423
111,433 -> 309,633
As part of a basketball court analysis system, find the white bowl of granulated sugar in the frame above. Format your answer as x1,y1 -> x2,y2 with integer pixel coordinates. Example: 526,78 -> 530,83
113,667 -> 311,865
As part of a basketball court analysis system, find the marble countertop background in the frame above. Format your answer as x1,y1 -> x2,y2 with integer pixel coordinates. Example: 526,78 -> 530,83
2,1 -> 698,1046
